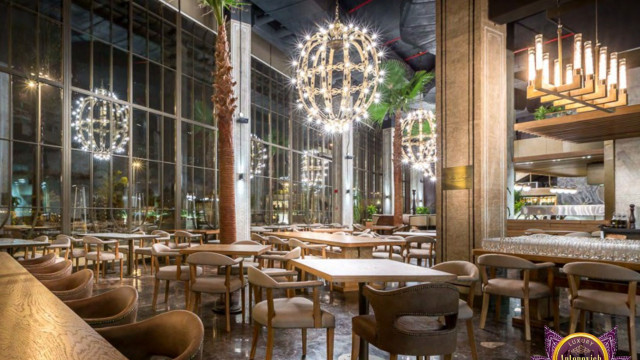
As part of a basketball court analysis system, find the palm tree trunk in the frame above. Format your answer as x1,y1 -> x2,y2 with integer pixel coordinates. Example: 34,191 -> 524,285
393,109 -> 403,226
213,20 -> 237,244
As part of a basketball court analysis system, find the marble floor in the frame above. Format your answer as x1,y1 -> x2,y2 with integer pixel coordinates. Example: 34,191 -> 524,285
90,263 -> 638,360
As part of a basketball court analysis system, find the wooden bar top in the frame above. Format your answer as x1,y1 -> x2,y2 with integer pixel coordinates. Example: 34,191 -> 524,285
291,259 -> 456,283
0,253 -> 126,360
179,244 -> 271,256
265,231 -> 405,248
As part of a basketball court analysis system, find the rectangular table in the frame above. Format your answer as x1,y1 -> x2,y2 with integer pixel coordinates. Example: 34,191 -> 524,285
0,238 -> 50,257
76,233 -> 159,275
393,231 -> 437,237
0,252 -> 126,359
290,258 -> 456,359
179,244 -> 272,257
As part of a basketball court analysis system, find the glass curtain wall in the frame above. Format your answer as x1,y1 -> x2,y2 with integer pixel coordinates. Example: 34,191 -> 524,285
353,125 -> 383,224
0,0 -> 218,234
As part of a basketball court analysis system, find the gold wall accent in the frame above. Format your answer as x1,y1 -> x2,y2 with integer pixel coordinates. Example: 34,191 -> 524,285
443,166 -> 473,190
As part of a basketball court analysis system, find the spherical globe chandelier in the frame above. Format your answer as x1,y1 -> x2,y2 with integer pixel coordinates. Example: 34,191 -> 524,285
250,134 -> 268,179
293,5 -> 383,133
71,88 -> 129,161
401,109 -> 437,181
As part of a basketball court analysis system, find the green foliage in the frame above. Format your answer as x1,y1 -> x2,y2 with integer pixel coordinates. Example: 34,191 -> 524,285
367,60 -> 435,125
534,105 -> 564,120
199,0 -> 246,26
513,190 -> 525,215
416,206 -> 430,215
366,205 -> 378,218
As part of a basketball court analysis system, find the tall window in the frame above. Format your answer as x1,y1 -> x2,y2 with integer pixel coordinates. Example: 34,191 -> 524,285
353,126 -> 383,223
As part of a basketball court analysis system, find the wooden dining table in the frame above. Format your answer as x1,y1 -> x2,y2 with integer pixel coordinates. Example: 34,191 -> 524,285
0,238 -> 50,257
290,258 -> 456,360
75,233 -> 159,276
0,252 -> 126,359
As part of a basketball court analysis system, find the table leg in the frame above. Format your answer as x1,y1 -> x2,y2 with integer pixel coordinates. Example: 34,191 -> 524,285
127,239 -> 134,276
358,282 -> 369,360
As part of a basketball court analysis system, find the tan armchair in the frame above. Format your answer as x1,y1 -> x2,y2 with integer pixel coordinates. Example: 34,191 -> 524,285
151,243 -> 202,311
29,260 -> 73,281
83,236 -> 123,281
174,230 -> 200,247
186,252 -> 245,332
265,235 -> 289,255
477,254 -> 558,341
432,261 -> 481,360
248,267 -> 335,360
41,268 -> 94,301
251,233 -> 268,244
287,238 -> 327,259
351,283 -> 460,360
47,235 -> 71,261
65,285 -> 138,328
19,252 -> 56,268
372,236 -> 405,262
404,235 -> 437,267
563,262 -> 640,360
96,310 -> 204,360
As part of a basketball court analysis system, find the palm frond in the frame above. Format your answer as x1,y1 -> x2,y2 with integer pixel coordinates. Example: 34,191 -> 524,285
404,70 -> 434,101
200,0 -> 247,26
367,102 -> 391,125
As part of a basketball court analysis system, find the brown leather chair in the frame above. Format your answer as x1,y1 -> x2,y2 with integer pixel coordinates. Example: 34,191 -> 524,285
404,235 -> 437,267
96,310 -> 204,360
65,286 -> 138,328
248,267 -> 335,360
563,262 -> 640,360
477,254 -> 558,341
351,283 -> 460,360
41,269 -> 94,301
432,261 -> 480,360
19,252 -> 57,268
151,243 -> 202,311
29,260 -> 73,281
187,252 -> 245,332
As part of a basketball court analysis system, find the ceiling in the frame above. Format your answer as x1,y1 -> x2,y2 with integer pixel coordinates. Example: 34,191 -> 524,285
249,0 -> 436,72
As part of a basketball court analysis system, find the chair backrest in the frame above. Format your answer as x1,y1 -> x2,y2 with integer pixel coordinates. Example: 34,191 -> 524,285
174,230 -> 193,244
96,310 -> 204,360
564,232 -> 592,237
287,238 -> 306,250
563,262 -> 640,282
364,283 -> 459,355
19,252 -> 57,267
251,233 -> 267,243
51,236 -> 71,247
151,230 -> 170,238
283,247 -> 301,260
477,254 -> 539,270
41,269 -> 94,301
432,261 -> 480,301
247,266 -> 280,289
30,260 -> 73,280
33,235 -> 49,243
266,236 -> 288,249
83,235 -> 107,245
405,235 -> 436,248
151,243 -> 178,256
65,285 -> 138,328
186,252 -> 238,267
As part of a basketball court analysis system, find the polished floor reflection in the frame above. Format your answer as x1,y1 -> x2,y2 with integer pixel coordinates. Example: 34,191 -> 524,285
92,266 -> 637,360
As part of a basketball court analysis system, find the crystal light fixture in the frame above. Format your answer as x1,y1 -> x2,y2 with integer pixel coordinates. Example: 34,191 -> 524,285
71,88 -> 129,160
401,109 -> 437,181
526,3 -> 627,113
250,134 -> 267,179
293,4 -> 383,133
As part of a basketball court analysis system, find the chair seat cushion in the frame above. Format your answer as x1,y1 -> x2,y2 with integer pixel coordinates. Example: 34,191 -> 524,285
484,278 -> 551,299
192,277 -> 243,294
156,265 -> 202,281
86,252 -> 123,261
253,297 -> 335,328
458,299 -> 473,320
372,252 -> 404,262
406,249 -> 435,258
573,289 -> 640,317
71,248 -> 85,258
167,243 -> 190,249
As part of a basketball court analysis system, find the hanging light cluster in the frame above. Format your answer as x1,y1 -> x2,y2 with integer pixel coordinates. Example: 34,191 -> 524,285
250,134 -> 267,179
401,109 -> 437,181
301,150 -> 329,191
293,5 -> 383,133
72,88 -> 130,160
526,25 -> 627,113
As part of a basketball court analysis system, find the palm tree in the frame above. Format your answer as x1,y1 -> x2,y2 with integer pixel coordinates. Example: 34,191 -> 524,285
199,0 -> 244,243
367,60 -> 434,226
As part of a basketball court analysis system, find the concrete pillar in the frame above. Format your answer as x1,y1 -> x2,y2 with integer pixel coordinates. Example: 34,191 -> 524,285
382,127 -> 394,214
436,0 -> 508,261
506,51 -> 515,218
230,9 -> 251,240
332,124 -> 354,226
410,169 -> 423,213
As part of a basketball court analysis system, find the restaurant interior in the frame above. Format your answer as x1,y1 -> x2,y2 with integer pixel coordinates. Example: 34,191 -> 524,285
1,0 -> 639,359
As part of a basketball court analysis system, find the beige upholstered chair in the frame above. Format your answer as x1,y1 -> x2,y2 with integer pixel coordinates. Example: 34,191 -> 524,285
83,236 -> 124,281
41,269 -> 94,301
251,233 -> 268,244
233,240 -> 264,270
248,267 -> 335,360
287,238 -> 327,259
265,235 -> 289,254
404,235 -> 437,267
47,235 -> 72,260
29,260 -> 73,281
151,230 -> 172,246
96,310 -> 204,360
432,261 -> 481,360
477,254 -> 558,341
67,236 -> 86,270
65,286 -> 138,328
351,283 -> 460,360
151,243 -> 202,311
372,236 -> 405,262
187,252 -> 245,332
563,262 -> 639,360
174,230 -> 201,248
19,252 -> 56,268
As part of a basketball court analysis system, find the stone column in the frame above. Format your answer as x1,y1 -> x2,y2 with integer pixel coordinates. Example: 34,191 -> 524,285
382,127 -> 394,214
410,169 -> 423,213
436,0 -> 508,261
230,9 -> 251,240
332,124 -> 354,226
